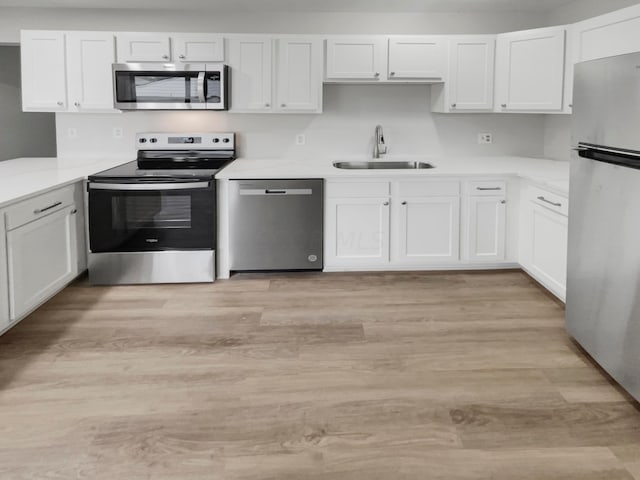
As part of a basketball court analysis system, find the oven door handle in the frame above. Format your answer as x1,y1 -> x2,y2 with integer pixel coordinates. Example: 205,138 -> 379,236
89,181 -> 211,191
197,72 -> 206,103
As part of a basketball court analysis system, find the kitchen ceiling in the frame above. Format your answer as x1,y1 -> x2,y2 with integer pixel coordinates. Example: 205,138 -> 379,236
0,0 -> 576,12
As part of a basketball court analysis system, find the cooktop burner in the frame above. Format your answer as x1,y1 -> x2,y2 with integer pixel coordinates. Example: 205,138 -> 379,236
89,132 -> 236,182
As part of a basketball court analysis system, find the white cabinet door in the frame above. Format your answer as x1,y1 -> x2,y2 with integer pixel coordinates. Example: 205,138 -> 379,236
0,214 -> 8,330
172,34 -> 224,63
276,37 -> 322,112
325,37 -> 386,81
6,206 -> 78,321
325,197 -> 390,267
467,196 -> 506,262
495,27 -> 566,111
66,32 -> 116,112
530,204 -> 568,299
396,197 -> 460,264
20,30 -> 67,112
387,36 -> 446,80
449,37 -> 495,111
229,36 -> 273,112
116,33 -> 171,62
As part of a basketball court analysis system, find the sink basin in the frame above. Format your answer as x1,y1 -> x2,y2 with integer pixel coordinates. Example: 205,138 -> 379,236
333,161 -> 435,170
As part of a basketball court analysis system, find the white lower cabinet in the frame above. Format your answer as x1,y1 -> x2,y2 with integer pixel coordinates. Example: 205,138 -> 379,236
325,197 -> 390,267
0,184 -> 84,329
7,205 -> 79,321
519,184 -> 568,300
467,196 -> 506,262
395,196 -> 460,264
0,219 -> 9,330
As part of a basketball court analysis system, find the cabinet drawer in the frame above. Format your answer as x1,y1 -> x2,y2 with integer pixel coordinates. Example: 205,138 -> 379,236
326,181 -> 389,198
397,180 -> 459,197
5,185 -> 75,231
529,186 -> 568,216
467,180 -> 506,196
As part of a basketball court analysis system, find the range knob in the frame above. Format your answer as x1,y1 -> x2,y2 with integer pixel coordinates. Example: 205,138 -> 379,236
222,138 -> 230,143
139,138 -> 147,143
212,138 -> 220,143
150,138 -> 157,143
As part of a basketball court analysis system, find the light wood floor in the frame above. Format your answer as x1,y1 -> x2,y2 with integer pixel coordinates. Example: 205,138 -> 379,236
1,270 -> 639,479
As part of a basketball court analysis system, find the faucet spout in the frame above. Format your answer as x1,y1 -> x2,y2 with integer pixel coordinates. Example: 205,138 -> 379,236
373,125 -> 387,159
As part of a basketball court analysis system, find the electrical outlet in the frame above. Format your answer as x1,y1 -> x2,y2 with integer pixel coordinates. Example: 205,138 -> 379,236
478,133 -> 493,144
67,128 -> 78,139
295,134 -> 306,146
113,127 -> 123,139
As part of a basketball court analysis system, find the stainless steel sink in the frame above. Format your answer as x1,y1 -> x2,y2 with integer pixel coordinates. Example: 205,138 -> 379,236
333,161 -> 435,170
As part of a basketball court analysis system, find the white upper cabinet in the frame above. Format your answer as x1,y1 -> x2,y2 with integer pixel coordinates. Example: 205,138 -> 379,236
116,33 -> 171,62
276,37 -> 322,112
495,26 -> 566,112
66,32 -> 116,112
325,36 -> 386,81
387,36 -> 446,80
432,36 -> 495,112
21,30 -> 67,112
228,36 -> 273,112
171,34 -> 224,63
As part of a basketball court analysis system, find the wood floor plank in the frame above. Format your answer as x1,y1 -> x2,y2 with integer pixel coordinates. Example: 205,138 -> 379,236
0,270 -> 638,479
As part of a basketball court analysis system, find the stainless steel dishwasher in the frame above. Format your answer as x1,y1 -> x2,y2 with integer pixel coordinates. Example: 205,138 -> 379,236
229,179 -> 323,271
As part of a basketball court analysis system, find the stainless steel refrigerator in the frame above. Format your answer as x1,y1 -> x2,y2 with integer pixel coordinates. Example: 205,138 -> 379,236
567,51 -> 640,401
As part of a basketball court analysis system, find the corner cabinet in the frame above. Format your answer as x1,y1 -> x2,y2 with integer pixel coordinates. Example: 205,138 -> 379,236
495,26 -> 567,112
229,35 -> 322,114
21,30 -> 117,113
20,30 -> 68,112
432,36 -> 496,113
0,183 -> 85,333
519,183 -> 568,300
465,181 -> 506,262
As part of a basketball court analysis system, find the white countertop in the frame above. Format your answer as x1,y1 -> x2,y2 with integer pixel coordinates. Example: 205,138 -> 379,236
0,156 -> 131,208
217,155 -> 570,195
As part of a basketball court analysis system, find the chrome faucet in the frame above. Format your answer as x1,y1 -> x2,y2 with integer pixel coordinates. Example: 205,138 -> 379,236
373,125 -> 387,159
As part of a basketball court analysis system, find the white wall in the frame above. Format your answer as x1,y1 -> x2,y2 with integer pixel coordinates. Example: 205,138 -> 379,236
0,46 -> 56,161
543,115 -> 572,162
0,7 -> 548,44
56,84 -> 545,160
547,0 -> 640,24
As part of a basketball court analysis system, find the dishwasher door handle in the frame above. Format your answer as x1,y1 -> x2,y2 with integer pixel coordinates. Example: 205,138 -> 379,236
239,188 -> 313,196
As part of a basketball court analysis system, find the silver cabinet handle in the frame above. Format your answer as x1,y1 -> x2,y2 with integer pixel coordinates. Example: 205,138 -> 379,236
501,103 -> 507,108
162,54 -> 169,60
34,201 -> 62,214
383,201 -> 389,206
281,103 -> 286,107
390,71 -> 396,76
568,104 -> 573,108
401,201 -> 407,205
265,103 -> 270,107
374,72 -> 380,77
71,208 -> 78,214
477,187 -> 502,191
57,101 -> 64,106
500,200 -> 506,204
179,54 -> 186,59
74,101 -> 80,107
537,196 -> 562,207
451,103 -> 457,108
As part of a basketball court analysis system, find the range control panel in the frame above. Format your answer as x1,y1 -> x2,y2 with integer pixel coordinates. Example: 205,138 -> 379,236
136,133 -> 235,149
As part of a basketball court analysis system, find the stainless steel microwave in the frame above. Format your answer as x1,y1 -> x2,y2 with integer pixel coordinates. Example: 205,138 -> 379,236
113,63 -> 229,110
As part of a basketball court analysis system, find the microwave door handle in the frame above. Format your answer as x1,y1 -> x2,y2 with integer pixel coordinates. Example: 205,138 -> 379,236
197,72 -> 206,103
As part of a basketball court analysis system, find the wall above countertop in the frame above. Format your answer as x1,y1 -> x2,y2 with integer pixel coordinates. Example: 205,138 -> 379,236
55,84 -> 547,160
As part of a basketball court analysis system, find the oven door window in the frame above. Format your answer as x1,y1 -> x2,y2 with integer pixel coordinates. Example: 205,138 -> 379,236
114,71 -> 202,105
89,186 -> 215,252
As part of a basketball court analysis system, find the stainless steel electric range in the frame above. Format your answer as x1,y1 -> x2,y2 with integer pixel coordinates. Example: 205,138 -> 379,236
87,132 -> 235,285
